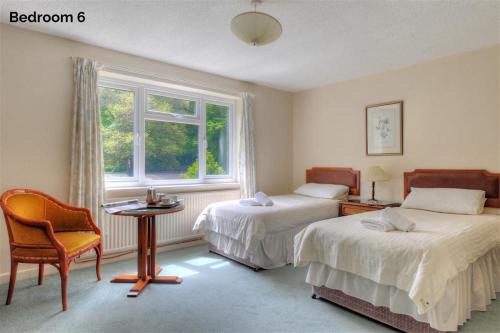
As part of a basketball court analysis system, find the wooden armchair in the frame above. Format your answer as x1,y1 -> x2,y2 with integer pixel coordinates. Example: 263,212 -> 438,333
1,189 -> 103,311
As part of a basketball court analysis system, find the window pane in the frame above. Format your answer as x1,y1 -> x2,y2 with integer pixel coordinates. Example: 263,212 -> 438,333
145,120 -> 199,180
99,86 -> 135,178
147,94 -> 196,116
206,103 -> 229,175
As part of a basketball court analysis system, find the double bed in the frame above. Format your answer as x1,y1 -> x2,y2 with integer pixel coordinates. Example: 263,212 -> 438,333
193,167 -> 360,270
294,169 -> 500,332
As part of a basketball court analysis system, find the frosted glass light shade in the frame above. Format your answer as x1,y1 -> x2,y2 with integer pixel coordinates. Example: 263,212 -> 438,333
366,166 -> 390,182
231,11 -> 282,46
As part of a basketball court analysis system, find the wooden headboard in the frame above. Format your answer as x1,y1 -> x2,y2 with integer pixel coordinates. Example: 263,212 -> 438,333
404,169 -> 500,208
306,167 -> 360,195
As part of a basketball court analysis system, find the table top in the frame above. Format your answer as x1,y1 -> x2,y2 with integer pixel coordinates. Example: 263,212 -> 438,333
114,204 -> 184,217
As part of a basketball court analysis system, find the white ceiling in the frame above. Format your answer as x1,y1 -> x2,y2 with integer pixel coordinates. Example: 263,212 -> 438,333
1,0 -> 499,92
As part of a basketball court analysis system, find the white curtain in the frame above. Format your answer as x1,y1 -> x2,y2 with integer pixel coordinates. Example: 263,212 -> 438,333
239,92 -> 256,198
69,57 -> 104,225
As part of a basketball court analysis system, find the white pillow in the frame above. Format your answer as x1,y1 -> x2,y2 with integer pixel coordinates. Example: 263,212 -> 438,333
401,187 -> 486,215
294,183 -> 349,199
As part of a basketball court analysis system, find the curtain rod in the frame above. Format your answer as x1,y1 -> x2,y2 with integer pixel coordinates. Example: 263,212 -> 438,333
71,57 -> 247,98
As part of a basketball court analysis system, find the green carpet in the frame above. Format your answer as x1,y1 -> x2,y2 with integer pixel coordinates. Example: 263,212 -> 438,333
0,245 -> 498,332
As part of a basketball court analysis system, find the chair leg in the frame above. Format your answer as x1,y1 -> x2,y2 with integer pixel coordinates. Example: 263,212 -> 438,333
6,260 -> 18,305
59,261 -> 69,311
38,263 -> 44,285
94,243 -> 103,281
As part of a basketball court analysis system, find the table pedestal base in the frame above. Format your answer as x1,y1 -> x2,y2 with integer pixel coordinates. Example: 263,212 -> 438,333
110,215 -> 183,297
111,266 -> 182,297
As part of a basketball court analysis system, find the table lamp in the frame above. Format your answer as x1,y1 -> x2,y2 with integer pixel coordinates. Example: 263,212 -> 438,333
366,166 -> 390,202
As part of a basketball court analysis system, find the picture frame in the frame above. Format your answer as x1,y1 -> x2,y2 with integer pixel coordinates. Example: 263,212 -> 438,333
366,100 -> 403,156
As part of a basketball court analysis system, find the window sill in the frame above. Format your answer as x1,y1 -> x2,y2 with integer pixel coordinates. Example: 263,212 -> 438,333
105,182 -> 240,200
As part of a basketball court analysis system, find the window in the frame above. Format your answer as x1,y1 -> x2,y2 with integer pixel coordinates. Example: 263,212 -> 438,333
99,76 -> 236,187
206,103 -> 230,176
99,85 -> 136,179
147,93 -> 196,116
145,120 -> 199,180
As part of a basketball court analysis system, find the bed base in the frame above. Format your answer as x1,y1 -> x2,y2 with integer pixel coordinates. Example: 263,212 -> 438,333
208,243 -> 263,272
312,286 -> 443,333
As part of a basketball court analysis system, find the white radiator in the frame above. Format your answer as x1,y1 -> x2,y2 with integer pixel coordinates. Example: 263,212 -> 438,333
101,190 -> 239,254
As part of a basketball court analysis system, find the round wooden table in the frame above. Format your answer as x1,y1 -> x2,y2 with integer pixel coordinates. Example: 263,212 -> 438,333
109,205 -> 184,297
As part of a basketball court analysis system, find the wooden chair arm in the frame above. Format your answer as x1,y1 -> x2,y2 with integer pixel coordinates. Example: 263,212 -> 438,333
61,206 -> 101,235
36,192 -> 100,235
7,213 -> 66,253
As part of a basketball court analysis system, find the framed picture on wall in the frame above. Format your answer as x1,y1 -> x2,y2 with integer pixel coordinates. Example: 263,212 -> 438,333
366,100 -> 403,156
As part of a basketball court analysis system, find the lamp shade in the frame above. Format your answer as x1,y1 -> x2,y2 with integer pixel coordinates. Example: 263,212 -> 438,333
366,166 -> 390,182
231,11 -> 282,46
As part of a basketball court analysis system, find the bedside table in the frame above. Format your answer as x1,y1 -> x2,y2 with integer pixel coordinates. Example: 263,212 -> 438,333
339,199 -> 401,216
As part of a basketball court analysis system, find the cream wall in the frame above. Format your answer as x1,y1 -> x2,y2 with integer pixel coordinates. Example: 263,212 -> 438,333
254,84 -> 293,194
293,45 -> 500,200
0,25 -> 292,277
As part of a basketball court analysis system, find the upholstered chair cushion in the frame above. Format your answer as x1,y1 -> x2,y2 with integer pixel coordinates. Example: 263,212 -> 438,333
55,232 -> 101,254
11,233 -> 100,260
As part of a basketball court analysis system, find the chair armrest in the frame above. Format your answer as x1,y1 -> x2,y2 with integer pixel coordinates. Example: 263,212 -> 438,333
56,206 -> 101,234
6,213 -> 65,252
43,196 -> 101,234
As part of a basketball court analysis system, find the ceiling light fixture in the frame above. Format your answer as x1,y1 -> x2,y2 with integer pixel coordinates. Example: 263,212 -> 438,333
231,0 -> 282,46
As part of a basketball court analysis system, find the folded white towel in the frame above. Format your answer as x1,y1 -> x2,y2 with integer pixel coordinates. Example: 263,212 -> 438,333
239,199 -> 261,206
360,217 -> 395,232
381,208 -> 415,232
255,192 -> 274,206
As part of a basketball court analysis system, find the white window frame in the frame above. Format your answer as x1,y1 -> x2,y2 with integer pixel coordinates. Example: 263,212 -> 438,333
204,98 -> 235,180
98,80 -> 140,183
99,76 -> 237,189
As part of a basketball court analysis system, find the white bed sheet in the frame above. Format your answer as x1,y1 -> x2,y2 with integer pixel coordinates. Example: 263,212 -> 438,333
294,208 -> 500,314
194,194 -> 339,268
194,194 -> 339,250
205,224 -> 305,268
306,246 -> 500,331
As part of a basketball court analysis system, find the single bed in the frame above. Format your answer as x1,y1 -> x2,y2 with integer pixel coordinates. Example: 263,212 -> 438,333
193,167 -> 360,270
294,169 -> 500,332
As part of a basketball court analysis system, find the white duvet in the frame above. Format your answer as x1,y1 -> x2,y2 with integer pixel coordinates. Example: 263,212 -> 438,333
193,194 -> 339,250
294,208 -> 500,314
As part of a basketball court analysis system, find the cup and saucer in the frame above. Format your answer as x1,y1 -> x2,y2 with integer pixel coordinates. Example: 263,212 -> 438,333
158,195 -> 181,208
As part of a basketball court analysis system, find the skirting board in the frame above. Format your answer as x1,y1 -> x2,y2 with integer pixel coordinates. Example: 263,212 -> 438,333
0,237 -> 206,285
